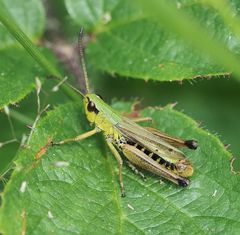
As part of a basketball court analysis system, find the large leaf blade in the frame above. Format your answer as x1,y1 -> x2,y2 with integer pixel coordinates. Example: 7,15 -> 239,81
0,102 -> 239,234
65,0 -> 240,81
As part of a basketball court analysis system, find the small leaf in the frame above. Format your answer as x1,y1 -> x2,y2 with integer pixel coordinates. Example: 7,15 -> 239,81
65,0 -> 119,30
0,48 -> 46,109
65,0 -> 239,81
0,2 -> 82,103
0,102 -> 239,234
0,0 -> 45,49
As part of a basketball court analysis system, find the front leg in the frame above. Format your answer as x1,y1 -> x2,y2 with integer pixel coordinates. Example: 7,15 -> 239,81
52,128 -> 99,145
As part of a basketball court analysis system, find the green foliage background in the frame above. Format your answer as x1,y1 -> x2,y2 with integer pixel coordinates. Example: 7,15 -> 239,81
0,0 -> 240,234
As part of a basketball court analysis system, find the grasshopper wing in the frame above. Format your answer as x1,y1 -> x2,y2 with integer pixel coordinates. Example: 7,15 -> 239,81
117,117 -> 187,163
117,117 -> 194,177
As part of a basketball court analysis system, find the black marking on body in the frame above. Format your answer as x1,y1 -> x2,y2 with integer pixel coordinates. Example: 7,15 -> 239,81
96,94 -> 103,100
115,136 -> 127,149
152,154 -> 159,161
170,163 -> 175,170
159,158 -> 166,165
126,140 -> 135,146
134,144 -> 142,151
165,162 -> 170,168
143,149 -> 151,155
126,140 -> 176,170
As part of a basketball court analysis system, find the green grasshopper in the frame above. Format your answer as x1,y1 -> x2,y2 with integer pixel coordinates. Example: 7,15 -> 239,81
52,28 -> 198,197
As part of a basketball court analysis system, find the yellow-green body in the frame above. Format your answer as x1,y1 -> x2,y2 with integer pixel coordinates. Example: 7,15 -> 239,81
83,93 -> 195,187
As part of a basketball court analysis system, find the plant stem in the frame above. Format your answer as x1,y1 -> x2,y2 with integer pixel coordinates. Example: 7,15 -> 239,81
0,2 -> 81,102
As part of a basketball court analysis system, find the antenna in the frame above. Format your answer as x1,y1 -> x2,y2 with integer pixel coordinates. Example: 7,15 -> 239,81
78,27 -> 90,93
47,75 -> 85,97
64,79 -> 85,97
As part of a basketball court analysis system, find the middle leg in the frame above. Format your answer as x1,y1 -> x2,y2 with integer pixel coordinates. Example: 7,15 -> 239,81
107,142 -> 125,197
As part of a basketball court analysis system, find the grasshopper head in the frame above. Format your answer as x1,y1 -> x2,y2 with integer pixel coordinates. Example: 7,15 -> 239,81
84,94 -> 102,123
176,160 -> 193,177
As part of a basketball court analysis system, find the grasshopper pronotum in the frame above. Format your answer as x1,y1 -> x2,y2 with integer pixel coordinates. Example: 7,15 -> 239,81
52,28 -> 198,197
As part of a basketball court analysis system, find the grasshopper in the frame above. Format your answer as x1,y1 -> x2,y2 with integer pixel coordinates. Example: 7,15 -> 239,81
52,28 -> 198,197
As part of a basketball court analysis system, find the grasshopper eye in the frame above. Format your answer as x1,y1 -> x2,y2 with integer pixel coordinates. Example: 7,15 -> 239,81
87,101 -> 99,114
87,101 -> 96,112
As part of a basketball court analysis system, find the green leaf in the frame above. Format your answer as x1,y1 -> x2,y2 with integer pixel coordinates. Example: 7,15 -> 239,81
0,101 -> 239,234
0,0 -> 45,49
134,0 -> 240,78
65,0 -> 240,81
0,48 -> 46,109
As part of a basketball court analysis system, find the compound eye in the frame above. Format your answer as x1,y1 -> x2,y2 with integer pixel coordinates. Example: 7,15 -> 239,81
87,101 -> 96,112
